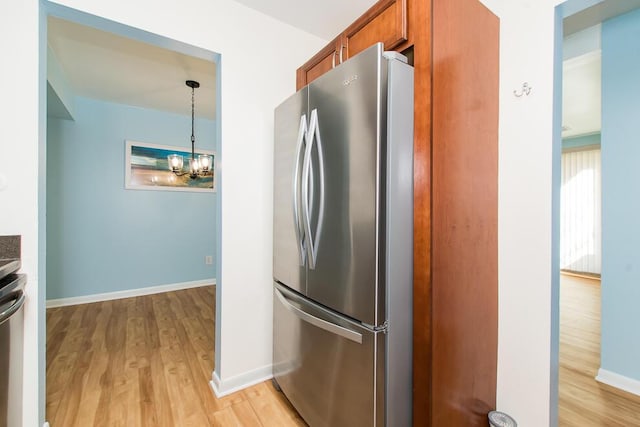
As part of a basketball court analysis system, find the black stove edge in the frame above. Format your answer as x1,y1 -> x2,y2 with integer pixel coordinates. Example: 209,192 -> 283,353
0,259 -> 21,282
0,273 -> 27,302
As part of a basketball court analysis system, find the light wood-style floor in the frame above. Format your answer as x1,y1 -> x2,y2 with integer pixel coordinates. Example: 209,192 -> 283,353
559,274 -> 640,426
46,286 -> 305,427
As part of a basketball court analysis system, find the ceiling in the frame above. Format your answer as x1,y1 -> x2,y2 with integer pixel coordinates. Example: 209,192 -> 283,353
232,0 -> 377,40
562,50 -> 601,138
46,1 -> 378,120
564,0 -> 640,35
47,16 -> 217,119
46,0 -> 627,138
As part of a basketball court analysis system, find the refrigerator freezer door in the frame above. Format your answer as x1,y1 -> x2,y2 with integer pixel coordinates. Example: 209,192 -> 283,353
305,43 -> 386,326
274,87 -> 309,294
273,283 -> 383,427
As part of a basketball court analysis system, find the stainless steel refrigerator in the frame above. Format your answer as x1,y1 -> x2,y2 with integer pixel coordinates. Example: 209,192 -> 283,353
272,43 -> 413,427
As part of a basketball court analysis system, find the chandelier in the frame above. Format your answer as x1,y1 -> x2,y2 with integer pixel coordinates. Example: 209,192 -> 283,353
167,80 -> 212,179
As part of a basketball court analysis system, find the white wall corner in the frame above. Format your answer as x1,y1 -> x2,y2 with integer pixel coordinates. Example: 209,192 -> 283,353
210,365 -> 273,398
495,1 -> 565,426
596,368 -> 640,397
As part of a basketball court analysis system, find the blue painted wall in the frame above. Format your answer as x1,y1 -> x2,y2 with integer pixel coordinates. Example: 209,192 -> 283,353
601,9 -> 640,381
47,96 -> 216,299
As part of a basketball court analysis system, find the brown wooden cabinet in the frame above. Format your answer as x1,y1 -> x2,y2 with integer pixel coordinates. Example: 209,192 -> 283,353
296,0 -> 408,90
296,36 -> 342,90
293,0 -> 500,425
344,0 -> 407,58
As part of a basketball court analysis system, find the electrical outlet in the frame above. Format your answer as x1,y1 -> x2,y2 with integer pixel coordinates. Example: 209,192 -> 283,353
205,255 -> 213,265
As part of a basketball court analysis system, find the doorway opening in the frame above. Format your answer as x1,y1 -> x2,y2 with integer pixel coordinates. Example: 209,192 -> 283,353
41,2 -> 222,424
557,1 -> 640,424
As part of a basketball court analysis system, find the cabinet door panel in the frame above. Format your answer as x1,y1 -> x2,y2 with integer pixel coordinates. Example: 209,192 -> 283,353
344,0 -> 407,59
296,39 -> 340,90
303,51 -> 334,85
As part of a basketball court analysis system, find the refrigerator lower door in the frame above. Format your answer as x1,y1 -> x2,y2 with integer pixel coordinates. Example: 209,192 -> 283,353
273,283 -> 384,427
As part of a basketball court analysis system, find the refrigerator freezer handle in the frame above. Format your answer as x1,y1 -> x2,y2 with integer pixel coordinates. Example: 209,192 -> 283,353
275,287 -> 362,344
293,114 -> 308,266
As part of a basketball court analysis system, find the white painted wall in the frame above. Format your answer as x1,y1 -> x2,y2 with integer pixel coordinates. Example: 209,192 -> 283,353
1,0 -> 326,425
479,0 -> 565,426
0,1 -> 44,425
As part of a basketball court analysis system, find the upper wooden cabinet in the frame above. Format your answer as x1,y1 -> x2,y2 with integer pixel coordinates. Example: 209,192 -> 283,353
296,0 -> 408,90
296,36 -> 342,90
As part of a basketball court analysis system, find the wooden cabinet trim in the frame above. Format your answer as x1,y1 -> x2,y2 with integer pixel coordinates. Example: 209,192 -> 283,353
343,0 -> 408,52
410,0 -> 432,424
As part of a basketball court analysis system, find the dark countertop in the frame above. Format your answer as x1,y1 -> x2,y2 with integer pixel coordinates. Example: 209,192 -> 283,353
0,235 -> 20,259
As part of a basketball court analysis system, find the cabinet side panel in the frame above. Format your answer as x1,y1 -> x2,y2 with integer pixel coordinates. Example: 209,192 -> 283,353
411,0 -> 432,425
431,0 -> 499,426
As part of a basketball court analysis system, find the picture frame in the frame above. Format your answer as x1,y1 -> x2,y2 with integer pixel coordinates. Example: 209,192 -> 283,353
125,140 -> 216,192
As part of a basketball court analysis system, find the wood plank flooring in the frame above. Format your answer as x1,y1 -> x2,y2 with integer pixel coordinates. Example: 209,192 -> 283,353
50,277 -> 640,426
46,286 -> 306,427
559,274 -> 640,426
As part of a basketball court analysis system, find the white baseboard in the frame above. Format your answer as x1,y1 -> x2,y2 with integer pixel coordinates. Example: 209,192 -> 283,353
210,365 -> 273,398
43,423 -> 50,427
596,368 -> 640,397
46,278 -> 216,308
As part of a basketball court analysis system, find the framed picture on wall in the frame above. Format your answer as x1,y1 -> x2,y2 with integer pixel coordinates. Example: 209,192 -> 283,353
125,140 -> 216,192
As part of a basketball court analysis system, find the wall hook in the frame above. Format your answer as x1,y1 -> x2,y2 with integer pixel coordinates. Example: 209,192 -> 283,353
514,82 -> 532,97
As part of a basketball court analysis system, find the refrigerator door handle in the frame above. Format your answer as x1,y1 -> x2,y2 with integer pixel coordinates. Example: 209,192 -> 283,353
275,287 -> 362,344
301,108 -> 325,270
293,114 -> 308,266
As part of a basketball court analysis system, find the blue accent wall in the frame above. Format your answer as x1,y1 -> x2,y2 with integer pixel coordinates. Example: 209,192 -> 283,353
47,96 -> 216,299
601,8 -> 640,381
